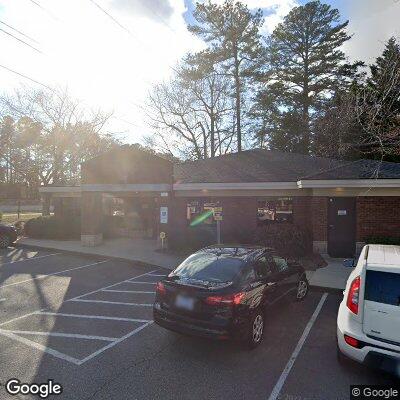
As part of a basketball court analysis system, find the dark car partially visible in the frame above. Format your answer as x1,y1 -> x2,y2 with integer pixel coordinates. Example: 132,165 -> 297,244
0,224 -> 17,248
153,245 -> 309,349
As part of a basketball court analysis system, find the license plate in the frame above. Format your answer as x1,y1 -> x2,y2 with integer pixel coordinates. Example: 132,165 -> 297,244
175,294 -> 195,310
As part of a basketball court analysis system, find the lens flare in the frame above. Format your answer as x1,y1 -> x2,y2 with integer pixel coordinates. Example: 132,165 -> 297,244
189,210 -> 213,227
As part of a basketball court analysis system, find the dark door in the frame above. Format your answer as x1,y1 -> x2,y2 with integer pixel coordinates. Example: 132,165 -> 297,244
328,197 -> 356,257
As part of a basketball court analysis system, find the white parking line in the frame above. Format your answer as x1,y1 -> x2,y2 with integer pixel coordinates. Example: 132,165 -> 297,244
0,268 -> 161,365
0,252 -> 61,266
0,329 -> 82,365
267,293 -> 328,400
146,274 -> 167,277
37,312 -> 150,323
125,281 -> 156,285
0,259 -> 110,289
102,289 -> 155,294
69,299 -> 153,307
77,321 -> 153,365
0,329 -> 118,341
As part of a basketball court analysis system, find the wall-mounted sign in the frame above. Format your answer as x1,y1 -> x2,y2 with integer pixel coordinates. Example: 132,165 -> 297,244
160,192 -> 168,197
160,207 -> 168,224
213,208 -> 223,221
338,210 -> 347,216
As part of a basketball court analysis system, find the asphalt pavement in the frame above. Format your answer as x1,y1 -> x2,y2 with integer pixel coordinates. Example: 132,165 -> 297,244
0,247 -> 396,400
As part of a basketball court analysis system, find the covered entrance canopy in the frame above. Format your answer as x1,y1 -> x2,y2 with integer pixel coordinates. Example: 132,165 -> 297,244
80,146 -> 173,246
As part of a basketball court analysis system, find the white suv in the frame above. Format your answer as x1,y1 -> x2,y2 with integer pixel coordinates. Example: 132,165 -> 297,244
337,244 -> 400,375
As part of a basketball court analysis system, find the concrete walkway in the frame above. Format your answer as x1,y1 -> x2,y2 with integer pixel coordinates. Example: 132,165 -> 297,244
306,255 -> 352,291
16,237 -> 185,269
16,237 -> 351,290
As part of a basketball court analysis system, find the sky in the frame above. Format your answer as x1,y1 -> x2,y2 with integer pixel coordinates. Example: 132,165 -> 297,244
0,0 -> 399,143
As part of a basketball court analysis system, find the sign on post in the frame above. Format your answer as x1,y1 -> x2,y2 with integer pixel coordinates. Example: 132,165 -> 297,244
160,207 -> 168,224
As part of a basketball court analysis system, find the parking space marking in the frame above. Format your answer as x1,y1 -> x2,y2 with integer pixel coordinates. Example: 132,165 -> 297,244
69,299 -> 153,307
146,274 -> 167,277
0,259 -> 109,289
0,267 -> 163,365
0,329 -> 119,341
267,293 -> 328,400
0,328 -> 82,365
37,312 -> 151,323
102,289 -> 155,294
0,252 -> 62,266
77,321 -> 153,365
125,281 -> 157,285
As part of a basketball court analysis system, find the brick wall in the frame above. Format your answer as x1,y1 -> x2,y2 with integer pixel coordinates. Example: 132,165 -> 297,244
293,197 -> 311,228
357,197 -> 400,240
311,197 -> 328,241
219,197 -> 258,243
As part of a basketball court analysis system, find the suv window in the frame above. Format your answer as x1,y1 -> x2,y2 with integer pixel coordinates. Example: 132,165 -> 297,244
365,270 -> 400,306
272,256 -> 289,273
254,256 -> 274,279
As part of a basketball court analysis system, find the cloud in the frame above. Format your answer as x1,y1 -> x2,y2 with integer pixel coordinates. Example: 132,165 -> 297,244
343,0 -> 400,62
111,0 -> 174,22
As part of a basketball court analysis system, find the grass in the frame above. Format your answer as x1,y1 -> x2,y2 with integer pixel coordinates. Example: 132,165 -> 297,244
0,212 -> 42,225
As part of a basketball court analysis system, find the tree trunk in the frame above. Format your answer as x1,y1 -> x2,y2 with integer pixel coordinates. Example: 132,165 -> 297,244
234,50 -> 242,152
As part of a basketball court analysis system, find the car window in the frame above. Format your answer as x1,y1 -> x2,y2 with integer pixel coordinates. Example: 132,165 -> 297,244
273,256 -> 289,273
254,256 -> 274,278
173,253 -> 246,283
365,270 -> 400,306
241,267 -> 256,284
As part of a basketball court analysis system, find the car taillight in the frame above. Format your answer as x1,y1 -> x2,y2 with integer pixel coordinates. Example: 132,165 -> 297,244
344,334 -> 360,348
205,292 -> 245,306
156,282 -> 166,296
346,276 -> 360,314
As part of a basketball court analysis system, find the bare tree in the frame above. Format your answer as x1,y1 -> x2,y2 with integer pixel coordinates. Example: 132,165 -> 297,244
144,65 -> 234,160
0,86 -> 116,186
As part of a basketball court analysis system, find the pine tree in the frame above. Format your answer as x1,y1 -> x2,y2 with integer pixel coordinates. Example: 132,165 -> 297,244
188,0 -> 264,152
260,0 -> 355,154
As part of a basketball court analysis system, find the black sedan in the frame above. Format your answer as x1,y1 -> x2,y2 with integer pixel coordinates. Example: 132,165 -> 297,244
0,223 -> 18,248
153,245 -> 309,349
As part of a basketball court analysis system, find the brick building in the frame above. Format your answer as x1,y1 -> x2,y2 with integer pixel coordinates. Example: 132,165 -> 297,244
39,145 -> 400,257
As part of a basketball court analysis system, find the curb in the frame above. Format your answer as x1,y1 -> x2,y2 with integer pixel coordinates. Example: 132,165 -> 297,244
310,285 -> 343,295
15,243 -> 172,271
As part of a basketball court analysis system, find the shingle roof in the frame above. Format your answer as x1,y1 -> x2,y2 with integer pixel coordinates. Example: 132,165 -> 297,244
173,149 -> 400,184
302,159 -> 400,180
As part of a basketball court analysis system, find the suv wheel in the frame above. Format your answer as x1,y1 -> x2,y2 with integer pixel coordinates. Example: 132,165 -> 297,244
246,309 -> 264,349
0,234 -> 10,249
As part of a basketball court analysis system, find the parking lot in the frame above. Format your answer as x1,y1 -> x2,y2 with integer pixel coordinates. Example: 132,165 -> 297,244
0,248 -> 397,400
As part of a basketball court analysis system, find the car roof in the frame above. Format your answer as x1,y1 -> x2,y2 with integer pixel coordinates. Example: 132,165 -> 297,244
198,245 -> 271,263
366,244 -> 400,267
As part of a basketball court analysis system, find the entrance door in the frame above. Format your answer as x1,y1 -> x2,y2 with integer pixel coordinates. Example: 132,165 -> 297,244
327,198 -> 356,257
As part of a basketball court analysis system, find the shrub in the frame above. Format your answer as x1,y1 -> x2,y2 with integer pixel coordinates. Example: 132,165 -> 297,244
254,223 -> 312,257
366,236 -> 400,246
25,215 -> 81,239
169,226 -> 216,252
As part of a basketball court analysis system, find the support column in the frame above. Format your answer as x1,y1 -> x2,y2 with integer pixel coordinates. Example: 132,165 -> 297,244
81,192 -> 103,246
311,197 -> 328,254
41,193 -> 51,216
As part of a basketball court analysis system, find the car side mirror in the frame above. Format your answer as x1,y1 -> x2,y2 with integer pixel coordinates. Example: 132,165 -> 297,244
343,259 -> 355,268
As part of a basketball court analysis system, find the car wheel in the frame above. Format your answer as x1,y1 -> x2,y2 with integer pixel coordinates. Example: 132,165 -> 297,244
246,309 -> 265,349
295,276 -> 309,301
0,234 -> 10,249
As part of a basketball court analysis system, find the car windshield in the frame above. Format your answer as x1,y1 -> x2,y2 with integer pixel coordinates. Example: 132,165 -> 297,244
172,252 -> 246,283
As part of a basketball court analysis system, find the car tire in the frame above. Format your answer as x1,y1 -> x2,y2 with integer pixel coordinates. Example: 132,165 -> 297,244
246,309 -> 265,350
0,234 -> 10,249
294,275 -> 309,302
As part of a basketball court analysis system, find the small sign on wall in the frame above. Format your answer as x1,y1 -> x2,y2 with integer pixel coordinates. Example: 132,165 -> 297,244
338,210 -> 347,216
160,207 -> 168,224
